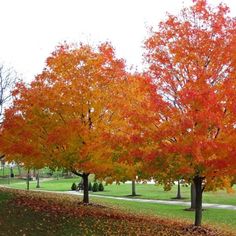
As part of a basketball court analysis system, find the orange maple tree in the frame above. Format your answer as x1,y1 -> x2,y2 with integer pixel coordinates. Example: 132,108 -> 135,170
0,42 -> 162,203
0,42 -> 133,203
144,0 -> 236,226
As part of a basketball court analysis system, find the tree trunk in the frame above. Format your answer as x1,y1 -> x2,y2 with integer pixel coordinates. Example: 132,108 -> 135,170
176,180 -> 181,199
193,176 -> 203,226
17,164 -> 21,177
10,167 -> 14,178
82,173 -> 89,204
26,169 -> 30,190
36,170 -> 40,188
33,168 -> 36,178
71,170 -> 90,204
1,160 -> 5,178
131,180 -> 136,196
191,182 -> 196,209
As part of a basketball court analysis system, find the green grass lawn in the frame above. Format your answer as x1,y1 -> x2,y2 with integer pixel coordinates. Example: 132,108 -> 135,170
0,166 -> 22,177
0,166 -> 73,179
0,177 -> 26,185
6,178 -> 236,206
93,182 -> 236,205
5,177 -> 81,191
0,189 -> 93,236
0,190 -> 12,201
91,196 -> 236,231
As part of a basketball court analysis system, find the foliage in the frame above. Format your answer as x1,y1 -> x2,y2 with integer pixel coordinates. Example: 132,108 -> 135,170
98,182 -> 104,191
71,182 -> 77,191
92,182 -> 99,192
78,180 -> 84,191
0,43 -> 127,173
88,182 -> 92,191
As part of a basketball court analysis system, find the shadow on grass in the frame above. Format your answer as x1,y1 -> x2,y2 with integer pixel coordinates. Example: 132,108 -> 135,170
124,194 -> 142,198
171,197 -> 188,200
184,208 -> 206,211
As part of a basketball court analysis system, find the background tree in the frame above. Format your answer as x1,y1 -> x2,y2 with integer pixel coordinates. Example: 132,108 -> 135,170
144,0 -> 236,226
0,64 -> 19,165
0,64 -> 19,122
101,72 -> 168,196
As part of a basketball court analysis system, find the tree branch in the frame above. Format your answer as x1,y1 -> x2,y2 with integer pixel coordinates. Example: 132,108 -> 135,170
71,170 -> 83,177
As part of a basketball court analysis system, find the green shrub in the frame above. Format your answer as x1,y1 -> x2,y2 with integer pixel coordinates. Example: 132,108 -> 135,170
98,182 -> 104,191
88,182 -> 92,191
71,182 -> 77,191
92,182 -> 99,192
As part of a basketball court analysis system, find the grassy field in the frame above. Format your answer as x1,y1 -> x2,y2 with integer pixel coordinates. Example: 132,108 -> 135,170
6,179 -> 236,206
6,177 -> 82,191
93,182 -> 236,205
0,188 -> 234,236
0,166 -> 22,177
0,166 -> 72,178
0,178 -> 25,185
91,196 -> 236,231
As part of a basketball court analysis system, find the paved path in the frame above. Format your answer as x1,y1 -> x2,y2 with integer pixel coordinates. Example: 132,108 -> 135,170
65,191 -> 236,210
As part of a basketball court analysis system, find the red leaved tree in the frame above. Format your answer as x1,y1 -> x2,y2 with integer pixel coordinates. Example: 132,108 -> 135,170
144,0 -> 236,226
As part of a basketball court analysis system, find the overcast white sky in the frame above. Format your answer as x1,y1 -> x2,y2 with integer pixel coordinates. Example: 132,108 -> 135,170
0,0 -> 235,82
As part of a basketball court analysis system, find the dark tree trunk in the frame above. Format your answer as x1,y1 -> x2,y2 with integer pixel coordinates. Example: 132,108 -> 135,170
71,170 -> 90,204
1,160 -> 5,178
176,180 -> 181,199
82,173 -> 89,204
10,167 -> 14,178
26,169 -> 30,190
193,176 -> 204,226
191,182 -> 196,209
33,168 -> 36,177
17,164 -> 22,177
36,170 -> 40,188
131,180 -> 136,196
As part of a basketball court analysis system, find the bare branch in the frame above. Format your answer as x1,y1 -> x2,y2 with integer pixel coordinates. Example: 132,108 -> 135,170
0,64 -> 19,122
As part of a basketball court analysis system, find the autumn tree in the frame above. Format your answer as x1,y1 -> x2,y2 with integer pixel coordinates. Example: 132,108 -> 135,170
145,0 -> 236,226
1,42 -> 147,204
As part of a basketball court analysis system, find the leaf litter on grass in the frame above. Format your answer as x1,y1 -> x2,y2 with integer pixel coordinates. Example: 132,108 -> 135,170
0,187 -> 234,236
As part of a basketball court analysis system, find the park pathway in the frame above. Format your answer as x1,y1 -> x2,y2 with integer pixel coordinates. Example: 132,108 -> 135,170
65,190 -> 236,210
